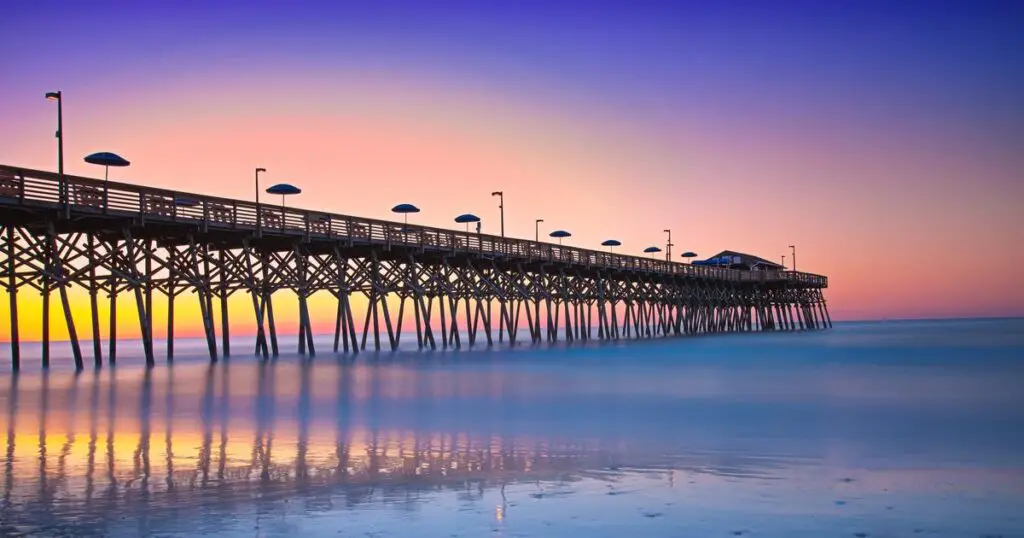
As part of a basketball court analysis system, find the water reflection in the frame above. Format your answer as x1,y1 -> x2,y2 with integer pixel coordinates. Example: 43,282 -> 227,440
0,361 -> 642,533
1,322 -> 1024,536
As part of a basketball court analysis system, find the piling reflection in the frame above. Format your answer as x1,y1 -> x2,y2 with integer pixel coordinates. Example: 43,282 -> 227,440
0,361 -> 640,533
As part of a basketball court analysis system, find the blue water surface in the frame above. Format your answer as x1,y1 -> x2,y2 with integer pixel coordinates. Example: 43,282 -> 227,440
1,319 -> 1023,537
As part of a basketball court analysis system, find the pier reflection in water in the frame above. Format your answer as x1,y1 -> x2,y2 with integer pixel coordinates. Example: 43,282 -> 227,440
2,321 -> 1024,536
2,361 -> 636,535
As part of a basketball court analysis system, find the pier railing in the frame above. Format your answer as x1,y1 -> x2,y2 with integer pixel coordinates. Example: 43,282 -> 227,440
0,164 -> 827,288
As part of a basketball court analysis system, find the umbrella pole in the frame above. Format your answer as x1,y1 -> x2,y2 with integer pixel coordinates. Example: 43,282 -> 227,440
104,165 -> 109,182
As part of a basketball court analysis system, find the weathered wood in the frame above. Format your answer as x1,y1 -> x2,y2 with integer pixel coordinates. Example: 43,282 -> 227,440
5,226 -> 19,370
87,234 -> 101,367
108,271 -> 117,366
42,237 -> 51,369
333,292 -> 344,353
0,161 -> 831,368
219,250 -> 230,358
49,224 -> 82,370
190,236 -> 217,362
167,257 -> 176,362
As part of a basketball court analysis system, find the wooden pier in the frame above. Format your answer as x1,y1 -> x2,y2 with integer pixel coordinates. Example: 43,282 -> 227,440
0,164 -> 830,370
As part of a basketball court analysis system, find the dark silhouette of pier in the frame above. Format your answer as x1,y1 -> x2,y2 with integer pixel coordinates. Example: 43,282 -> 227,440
0,164 -> 830,371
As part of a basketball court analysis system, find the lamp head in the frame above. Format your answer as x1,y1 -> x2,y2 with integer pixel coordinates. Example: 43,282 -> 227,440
491,191 -> 502,196
45,91 -> 61,101
256,167 -> 267,173
536,218 -> 543,223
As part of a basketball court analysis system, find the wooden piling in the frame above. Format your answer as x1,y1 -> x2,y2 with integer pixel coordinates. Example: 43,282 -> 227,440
42,235 -> 51,368
87,234 -> 101,367
5,226 -> 19,371
219,250 -> 230,358
49,225 -> 82,370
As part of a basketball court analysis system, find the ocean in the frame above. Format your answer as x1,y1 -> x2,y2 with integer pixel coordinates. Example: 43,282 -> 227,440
1,319 -> 1023,537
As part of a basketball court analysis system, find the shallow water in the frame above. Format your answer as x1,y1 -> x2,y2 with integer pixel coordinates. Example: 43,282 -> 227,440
2,319 -> 1023,537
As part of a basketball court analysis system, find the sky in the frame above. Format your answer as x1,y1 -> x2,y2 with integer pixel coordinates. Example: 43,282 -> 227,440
1,0 -> 1023,342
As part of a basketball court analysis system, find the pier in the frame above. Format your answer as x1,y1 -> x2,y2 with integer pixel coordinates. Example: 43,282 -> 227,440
0,164 -> 830,371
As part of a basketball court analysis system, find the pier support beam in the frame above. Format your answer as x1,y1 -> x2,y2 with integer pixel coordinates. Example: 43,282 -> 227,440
48,224 -> 82,370
4,226 -> 20,371
0,215 -> 831,368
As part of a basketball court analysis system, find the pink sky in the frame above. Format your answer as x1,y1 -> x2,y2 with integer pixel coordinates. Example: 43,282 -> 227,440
1,3 -> 1023,343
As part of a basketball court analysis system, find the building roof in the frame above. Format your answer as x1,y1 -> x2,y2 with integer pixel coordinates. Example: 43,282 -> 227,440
711,250 -> 784,269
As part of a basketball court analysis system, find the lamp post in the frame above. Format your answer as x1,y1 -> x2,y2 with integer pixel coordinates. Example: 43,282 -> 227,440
255,167 -> 266,232
45,91 -> 65,215
664,229 -> 673,262
491,191 -> 504,239
789,245 -> 796,272
535,218 -> 543,242
781,254 -> 786,270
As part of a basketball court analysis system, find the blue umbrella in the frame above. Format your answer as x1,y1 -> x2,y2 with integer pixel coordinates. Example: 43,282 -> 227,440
454,213 -> 480,232
643,246 -> 663,260
266,183 -> 301,217
549,229 -> 571,245
392,203 -> 420,225
601,239 -> 621,252
266,183 -> 300,196
84,151 -> 130,181
681,251 -> 698,264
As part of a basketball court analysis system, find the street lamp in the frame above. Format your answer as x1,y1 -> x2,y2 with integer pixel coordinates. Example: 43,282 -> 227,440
255,167 -> 266,232
789,245 -> 796,272
781,254 -> 786,270
535,218 -> 543,242
664,229 -> 673,261
491,191 -> 504,238
45,91 -> 65,214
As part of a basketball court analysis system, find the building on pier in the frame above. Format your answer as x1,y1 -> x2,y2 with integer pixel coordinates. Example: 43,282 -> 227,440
703,250 -> 785,271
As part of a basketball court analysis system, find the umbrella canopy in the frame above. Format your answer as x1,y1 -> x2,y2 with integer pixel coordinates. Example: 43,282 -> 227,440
266,183 -> 301,195
392,203 -> 420,214
84,152 -> 130,167
454,213 -> 480,224
644,246 -> 662,253
601,239 -> 621,247
549,230 -> 571,238
681,251 -> 698,258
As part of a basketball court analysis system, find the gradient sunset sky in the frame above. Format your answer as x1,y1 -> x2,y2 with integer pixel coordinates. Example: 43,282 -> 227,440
2,0 -> 1023,337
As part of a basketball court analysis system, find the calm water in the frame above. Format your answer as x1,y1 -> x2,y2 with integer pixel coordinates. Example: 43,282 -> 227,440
1,319 -> 1023,537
